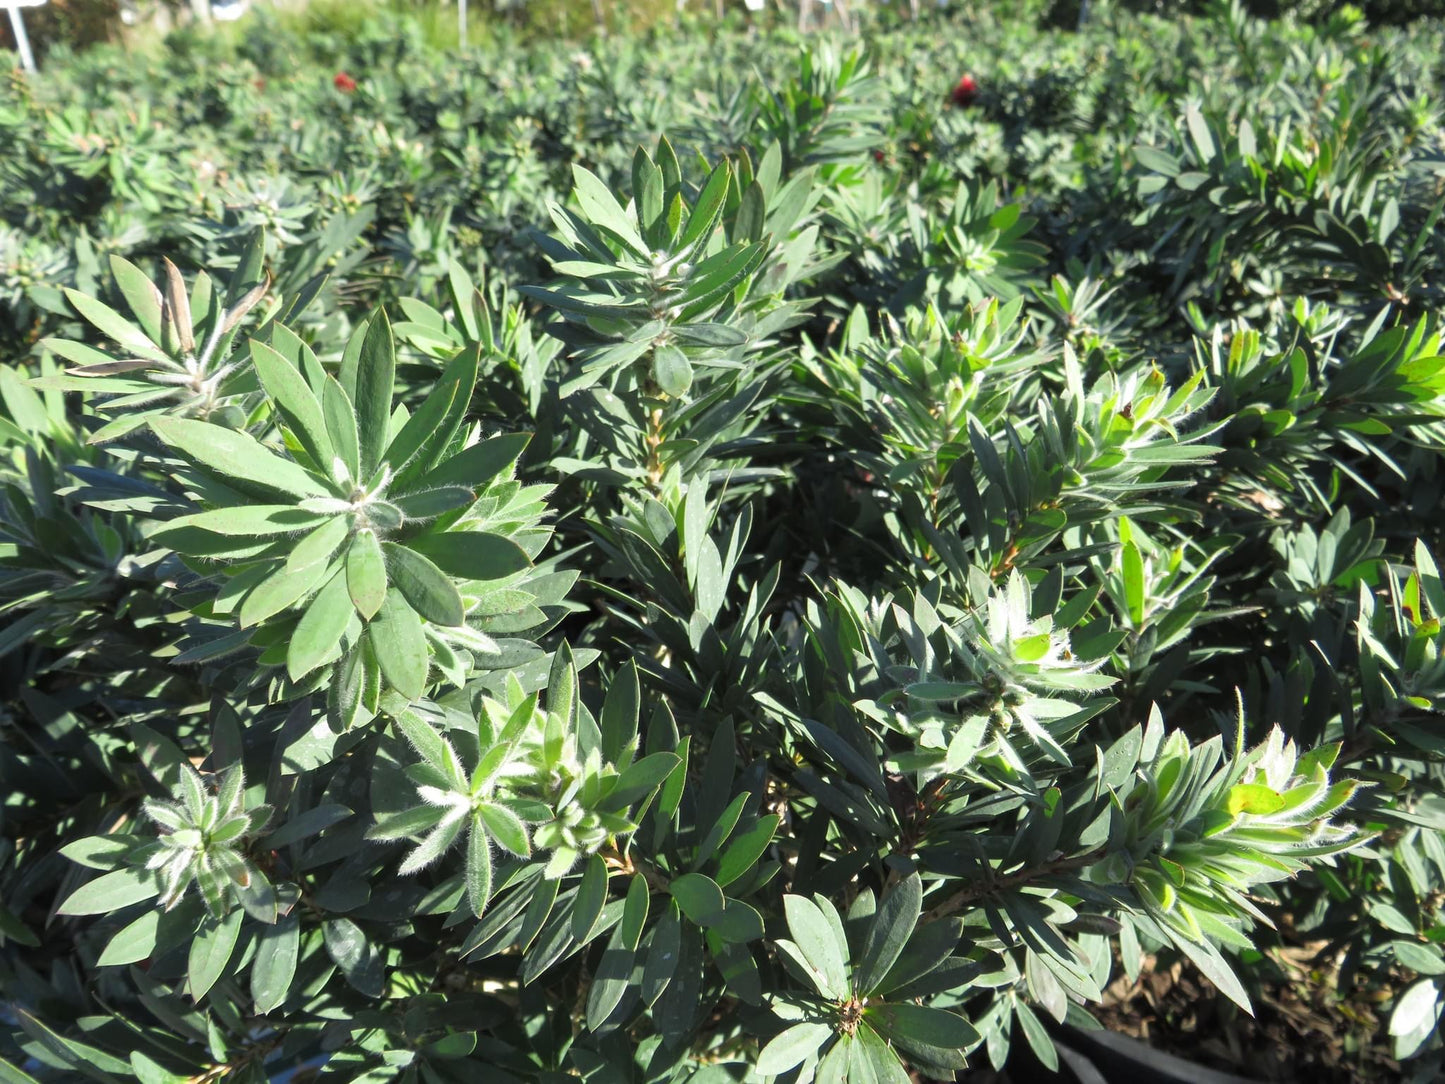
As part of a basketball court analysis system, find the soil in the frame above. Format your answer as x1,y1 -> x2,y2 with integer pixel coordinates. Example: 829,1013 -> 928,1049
1089,944 -> 1401,1084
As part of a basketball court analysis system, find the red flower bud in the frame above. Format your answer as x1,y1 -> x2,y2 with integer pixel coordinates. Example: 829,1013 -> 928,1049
873,149 -> 886,163
950,74 -> 978,107
334,72 -> 357,93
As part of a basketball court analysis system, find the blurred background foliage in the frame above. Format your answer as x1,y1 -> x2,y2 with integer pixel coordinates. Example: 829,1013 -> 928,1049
4,0 -> 1444,63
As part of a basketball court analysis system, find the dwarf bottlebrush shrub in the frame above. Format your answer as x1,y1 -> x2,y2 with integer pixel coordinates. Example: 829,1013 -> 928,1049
4,3 -> 1445,1082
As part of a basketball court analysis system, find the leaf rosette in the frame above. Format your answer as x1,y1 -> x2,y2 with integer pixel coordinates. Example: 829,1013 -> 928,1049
147,311 -> 551,715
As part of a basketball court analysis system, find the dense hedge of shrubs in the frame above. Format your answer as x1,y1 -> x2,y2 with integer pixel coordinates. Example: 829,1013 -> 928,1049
3,1 -> 1445,1081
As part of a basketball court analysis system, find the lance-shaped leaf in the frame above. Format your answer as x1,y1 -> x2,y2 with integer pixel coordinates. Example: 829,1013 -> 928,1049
252,340 -> 333,468
384,543 -> 465,627
156,505 -> 327,541
287,570 -> 353,680
353,310 -> 396,478
58,868 -> 161,916
346,530 -> 388,620
756,1022 -> 833,1076
782,894 -> 849,1001
855,872 -> 922,996
368,589 -> 429,699
406,532 -> 530,583
65,288 -> 167,361
150,417 -> 325,501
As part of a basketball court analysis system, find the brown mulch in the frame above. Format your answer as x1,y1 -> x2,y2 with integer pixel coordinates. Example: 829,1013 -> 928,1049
1091,943 -> 1401,1084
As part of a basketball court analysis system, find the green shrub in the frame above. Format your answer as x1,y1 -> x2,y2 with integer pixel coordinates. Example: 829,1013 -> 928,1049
2,4 -> 1445,1081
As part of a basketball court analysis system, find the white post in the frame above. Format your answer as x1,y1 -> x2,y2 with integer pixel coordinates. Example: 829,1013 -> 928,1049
459,0 -> 467,44
6,5 -> 36,73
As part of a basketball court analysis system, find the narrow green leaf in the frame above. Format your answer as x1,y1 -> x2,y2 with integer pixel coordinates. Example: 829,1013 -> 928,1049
515,874 -> 559,956
715,814 -> 778,888
673,322 -> 747,347
107,256 -> 164,345
406,531 -> 530,582
322,376 -> 360,483
399,821 -> 464,876
1184,101 -> 1216,161
756,1022 -> 832,1076
97,910 -> 160,967
252,912 -> 300,1014
59,836 -> 138,871
418,432 -> 530,493
1227,783 -> 1285,817
1013,999 -> 1058,1071
287,517 -> 349,574
14,1008 -> 131,1082
287,569 -> 353,680
735,180 -> 766,242
392,486 -> 473,522
856,872 -> 922,996
253,341 -> 333,468
130,1051 -> 187,1084
1122,539 -> 1145,626
187,909 -> 243,1001
1168,929 -> 1253,1014
708,898 -> 765,943
692,792 -> 748,870
866,1003 -> 979,1060
653,345 -> 693,397
571,164 -> 648,255
816,1034 -> 851,1084
65,287 -> 164,360
0,902 -> 39,948
368,589 -> 429,699
600,659 -> 640,764
712,936 -> 763,1003
150,417 -> 323,501
384,543 -> 465,627
366,805 -> 444,843
619,874 -> 649,949
856,1023 -> 912,1084
873,918 -> 963,996
345,529 -> 387,621
158,505 -> 325,540
586,920 -> 637,1030
384,348 -> 471,475
783,894 -> 849,1000
394,710 -> 454,777
604,752 -> 680,813
241,558 -> 336,627
57,868 -> 160,916
263,804 -> 352,849
641,903 -> 681,1006
354,309 -> 396,478
478,803 -> 530,857
0,1052 -> 43,1084
466,816 -> 493,916
680,161 -> 731,251
324,916 -> 385,997
573,854 -> 610,941
1393,940 -> 1445,976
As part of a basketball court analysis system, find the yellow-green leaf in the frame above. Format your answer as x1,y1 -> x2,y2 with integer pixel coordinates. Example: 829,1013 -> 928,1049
1227,783 -> 1285,817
